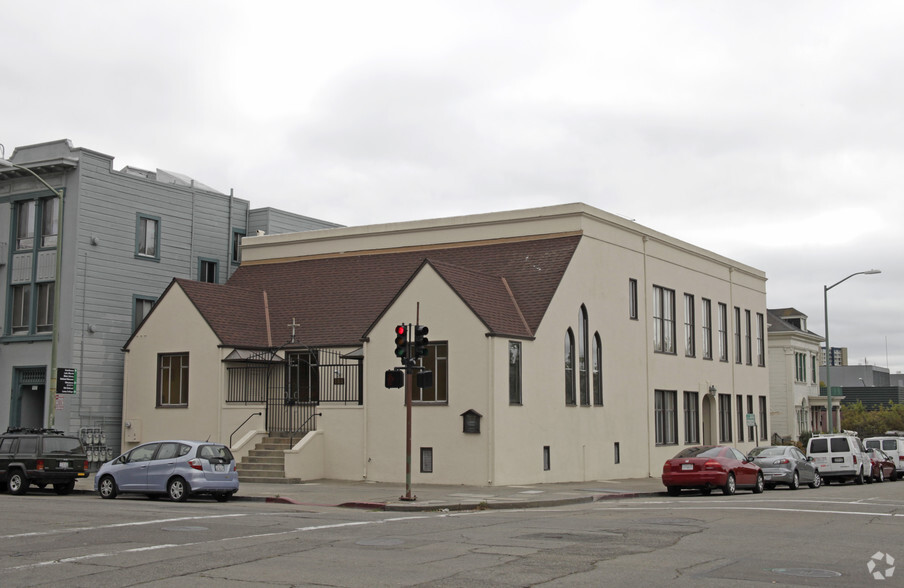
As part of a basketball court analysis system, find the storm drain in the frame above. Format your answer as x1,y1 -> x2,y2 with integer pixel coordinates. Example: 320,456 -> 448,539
771,568 -> 842,578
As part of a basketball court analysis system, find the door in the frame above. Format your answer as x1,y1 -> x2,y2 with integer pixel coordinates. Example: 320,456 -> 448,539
114,443 -> 159,490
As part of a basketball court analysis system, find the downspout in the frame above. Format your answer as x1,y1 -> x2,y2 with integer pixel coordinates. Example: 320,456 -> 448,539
642,236 -> 653,477
486,333 -> 495,486
225,188 -> 233,281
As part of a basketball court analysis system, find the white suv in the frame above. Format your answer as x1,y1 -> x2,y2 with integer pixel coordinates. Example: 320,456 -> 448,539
806,432 -> 870,485
864,436 -> 904,475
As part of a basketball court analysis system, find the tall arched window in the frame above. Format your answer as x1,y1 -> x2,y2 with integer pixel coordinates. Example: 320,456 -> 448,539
564,329 -> 576,406
579,306 -> 589,406
592,332 -> 603,405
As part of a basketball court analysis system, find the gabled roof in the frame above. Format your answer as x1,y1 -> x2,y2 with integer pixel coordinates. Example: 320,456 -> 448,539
176,234 -> 580,349
767,308 -> 823,341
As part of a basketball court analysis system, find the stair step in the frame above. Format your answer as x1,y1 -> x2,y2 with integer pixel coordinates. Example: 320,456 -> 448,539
238,463 -> 285,472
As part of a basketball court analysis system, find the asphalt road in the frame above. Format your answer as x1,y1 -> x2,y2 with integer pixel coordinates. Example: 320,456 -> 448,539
1,480 -> 902,587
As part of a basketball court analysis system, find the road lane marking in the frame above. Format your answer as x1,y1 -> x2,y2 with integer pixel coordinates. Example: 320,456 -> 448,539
595,505 -> 904,517
0,514 -> 252,540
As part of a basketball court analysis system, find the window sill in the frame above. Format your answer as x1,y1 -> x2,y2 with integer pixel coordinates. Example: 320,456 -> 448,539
0,333 -> 52,344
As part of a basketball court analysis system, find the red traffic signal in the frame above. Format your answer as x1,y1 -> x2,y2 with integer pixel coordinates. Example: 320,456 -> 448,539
384,369 -> 405,389
394,324 -> 408,361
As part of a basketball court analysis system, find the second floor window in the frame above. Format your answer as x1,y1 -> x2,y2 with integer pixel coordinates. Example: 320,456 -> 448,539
653,286 -> 675,354
684,293 -> 695,357
136,214 -> 160,260
415,342 -> 448,403
718,302 -> 728,361
701,298 -> 713,360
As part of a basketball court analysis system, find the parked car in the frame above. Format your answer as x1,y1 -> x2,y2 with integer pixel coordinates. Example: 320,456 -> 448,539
806,432 -> 870,485
864,436 -> 904,476
662,445 -> 764,496
0,427 -> 88,495
748,445 -> 821,490
95,440 -> 239,502
865,448 -> 897,483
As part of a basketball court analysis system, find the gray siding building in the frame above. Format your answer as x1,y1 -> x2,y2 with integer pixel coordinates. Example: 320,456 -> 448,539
0,139 -> 339,466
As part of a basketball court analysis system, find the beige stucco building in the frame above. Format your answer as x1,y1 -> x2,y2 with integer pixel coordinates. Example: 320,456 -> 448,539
122,203 -> 769,485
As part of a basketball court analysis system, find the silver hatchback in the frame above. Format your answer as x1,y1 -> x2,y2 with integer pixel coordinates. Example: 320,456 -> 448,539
748,445 -> 820,490
95,440 -> 239,502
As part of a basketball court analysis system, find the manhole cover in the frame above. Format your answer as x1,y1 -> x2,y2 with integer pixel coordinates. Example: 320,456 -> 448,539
771,568 -> 842,578
162,526 -> 209,532
356,538 -> 405,546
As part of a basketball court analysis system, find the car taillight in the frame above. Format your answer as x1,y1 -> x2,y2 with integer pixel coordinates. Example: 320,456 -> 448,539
188,458 -> 203,471
773,458 -> 790,465
83,460 -> 89,471
36,459 -> 44,470
853,456 -> 858,464
703,460 -> 721,470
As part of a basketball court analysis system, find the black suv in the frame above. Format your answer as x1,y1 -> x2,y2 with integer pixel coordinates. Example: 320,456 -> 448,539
0,428 -> 88,495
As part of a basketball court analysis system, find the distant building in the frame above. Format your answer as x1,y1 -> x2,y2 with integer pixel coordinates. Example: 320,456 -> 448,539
767,308 -> 827,440
821,346 -> 848,367
0,139 -> 339,466
819,364 -> 890,388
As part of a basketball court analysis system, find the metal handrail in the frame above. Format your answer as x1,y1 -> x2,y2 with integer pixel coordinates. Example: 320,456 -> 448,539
289,412 -> 323,446
229,412 -> 262,448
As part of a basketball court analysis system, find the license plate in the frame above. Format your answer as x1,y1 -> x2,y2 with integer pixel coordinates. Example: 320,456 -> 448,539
59,461 -> 69,469
832,457 -> 844,463
681,463 -> 694,471
215,464 -> 225,472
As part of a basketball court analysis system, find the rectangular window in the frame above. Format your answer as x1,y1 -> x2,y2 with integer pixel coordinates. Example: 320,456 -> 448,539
628,278 -> 638,320
199,259 -> 218,283
747,395 -> 755,440
565,331 -> 576,406
415,342 -> 448,403
653,286 -> 676,354
759,396 -> 768,440
736,395 -> 745,442
11,284 -> 31,334
733,307 -> 742,364
232,229 -> 246,264
592,334 -> 603,406
35,283 -> 54,333
655,389 -> 678,445
136,214 -> 160,260
509,341 -> 522,405
718,303 -> 728,362
133,296 -> 156,331
744,309 -> 752,365
811,354 -> 817,383
543,446 -> 551,471
287,351 -> 319,403
614,442 -> 620,464
756,313 -> 765,367
16,200 -> 36,250
684,391 -> 699,444
420,447 -> 433,473
701,298 -> 712,360
719,393 -> 732,442
41,197 -> 59,248
794,352 -> 806,382
157,353 -> 189,407
684,293 -> 695,357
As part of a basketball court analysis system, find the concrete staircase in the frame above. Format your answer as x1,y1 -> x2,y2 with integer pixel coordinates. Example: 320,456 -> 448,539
237,434 -> 303,484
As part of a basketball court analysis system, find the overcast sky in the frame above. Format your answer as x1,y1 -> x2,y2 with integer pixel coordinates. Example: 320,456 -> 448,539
3,1 -> 901,373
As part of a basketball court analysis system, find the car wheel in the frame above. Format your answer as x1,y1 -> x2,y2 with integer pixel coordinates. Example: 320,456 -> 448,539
700,487 -> 712,496
891,470 -> 898,482
808,471 -> 821,489
167,477 -> 190,502
53,481 -> 75,495
855,469 -> 865,485
722,473 -> 736,495
98,475 -> 118,499
667,486 -> 681,497
7,470 -> 28,495
789,471 -> 800,490
753,472 -> 765,494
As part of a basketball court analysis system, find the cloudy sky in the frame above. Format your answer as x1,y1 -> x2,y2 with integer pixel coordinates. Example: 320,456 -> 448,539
3,1 -> 901,373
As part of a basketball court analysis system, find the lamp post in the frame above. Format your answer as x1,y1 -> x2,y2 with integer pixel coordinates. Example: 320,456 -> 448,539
0,158 -> 65,429
824,269 -> 881,433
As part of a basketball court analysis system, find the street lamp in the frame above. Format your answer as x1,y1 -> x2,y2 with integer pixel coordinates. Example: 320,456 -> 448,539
0,157 -> 65,429
824,269 -> 881,433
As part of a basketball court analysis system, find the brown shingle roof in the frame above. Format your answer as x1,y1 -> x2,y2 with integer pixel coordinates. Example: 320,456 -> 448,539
179,234 -> 580,348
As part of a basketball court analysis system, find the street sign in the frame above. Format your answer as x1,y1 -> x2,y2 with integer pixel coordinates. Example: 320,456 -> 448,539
57,368 -> 77,395
746,413 -> 756,427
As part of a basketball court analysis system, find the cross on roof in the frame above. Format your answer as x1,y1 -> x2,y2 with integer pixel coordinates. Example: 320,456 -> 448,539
288,317 -> 300,343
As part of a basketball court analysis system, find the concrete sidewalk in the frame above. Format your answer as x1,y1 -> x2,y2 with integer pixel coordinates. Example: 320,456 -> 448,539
74,475 -> 666,511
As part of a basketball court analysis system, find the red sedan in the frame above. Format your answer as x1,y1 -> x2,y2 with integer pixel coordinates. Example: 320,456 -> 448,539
662,445 -> 765,496
866,448 -> 898,483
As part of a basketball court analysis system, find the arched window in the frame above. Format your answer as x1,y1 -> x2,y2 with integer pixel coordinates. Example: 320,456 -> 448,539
564,329 -> 576,406
592,332 -> 603,405
579,306 -> 590,406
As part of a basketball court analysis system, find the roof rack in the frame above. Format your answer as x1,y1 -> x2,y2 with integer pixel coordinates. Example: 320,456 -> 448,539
4,427 -> 66,435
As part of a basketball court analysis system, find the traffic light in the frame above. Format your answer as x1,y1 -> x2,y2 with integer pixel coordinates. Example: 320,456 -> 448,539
394,324 -> 408,362
384,369 -> 405,389
413,324 -> 429,359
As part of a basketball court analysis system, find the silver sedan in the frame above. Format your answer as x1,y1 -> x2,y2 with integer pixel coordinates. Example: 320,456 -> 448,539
748,445 -> 820,490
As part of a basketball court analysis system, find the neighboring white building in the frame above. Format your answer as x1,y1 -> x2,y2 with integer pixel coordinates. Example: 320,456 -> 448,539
122,203 -> 769,485
766,308 -> 826,441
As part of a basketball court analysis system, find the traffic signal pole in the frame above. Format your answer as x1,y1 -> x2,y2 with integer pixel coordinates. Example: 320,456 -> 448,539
401,369 -> 416,501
